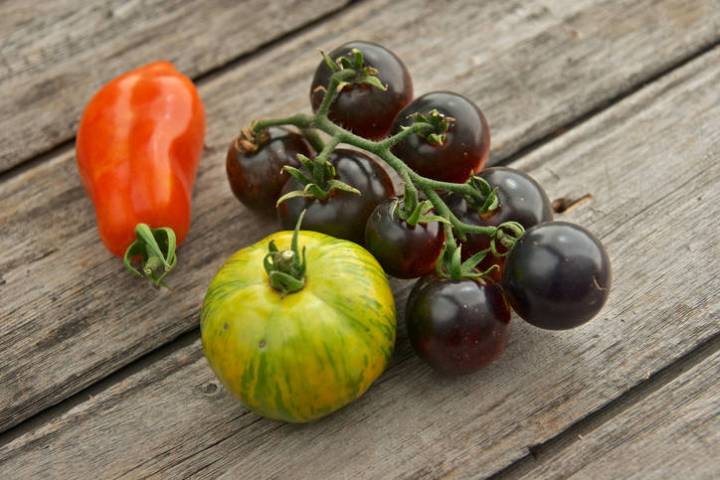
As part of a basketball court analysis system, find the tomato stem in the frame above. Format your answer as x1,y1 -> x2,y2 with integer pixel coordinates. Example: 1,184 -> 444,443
264,211 -> 307,295
123,224 -> 177,288
247,56 -> 526,279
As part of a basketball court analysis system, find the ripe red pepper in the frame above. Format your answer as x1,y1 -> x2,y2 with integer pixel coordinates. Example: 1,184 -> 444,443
76,61 -> 205,285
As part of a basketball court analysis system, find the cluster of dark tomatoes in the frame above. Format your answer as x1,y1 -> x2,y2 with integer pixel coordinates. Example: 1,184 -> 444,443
225,41 -> 611,375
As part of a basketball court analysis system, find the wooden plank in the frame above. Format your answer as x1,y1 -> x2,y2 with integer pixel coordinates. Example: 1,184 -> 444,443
1,31 -> 719,480
0,0 -> 348,173
1,0 -> 719,433
514,350 -> 720,479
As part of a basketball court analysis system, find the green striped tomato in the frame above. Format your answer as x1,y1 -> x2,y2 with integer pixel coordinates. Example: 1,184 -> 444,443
201,230 -> 396,423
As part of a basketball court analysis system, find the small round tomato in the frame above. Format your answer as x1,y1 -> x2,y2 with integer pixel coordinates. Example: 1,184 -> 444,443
226,127 -> 313,212
406,277 -> 510,375
277,149 -> 395,244
502,222 -> 611,330
310,41 -> 413,139
364,198 -> 445,278
446,167 -> 553,279
201,230 -> 396,423
390,91 -> 490,182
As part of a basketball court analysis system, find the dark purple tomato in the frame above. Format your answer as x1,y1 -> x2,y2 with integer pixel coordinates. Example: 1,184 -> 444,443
277,149 -> 395,243
364,198 -> 445,279
502,222 -> 611,330
310,41 -> 413,139
226,127 -> 314,212
390,91 -> 490,183
406,277 -> 511,375
446,167 -> 553,278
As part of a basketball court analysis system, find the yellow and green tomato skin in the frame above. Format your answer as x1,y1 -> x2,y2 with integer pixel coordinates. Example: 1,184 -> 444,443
201,230 -> 396,423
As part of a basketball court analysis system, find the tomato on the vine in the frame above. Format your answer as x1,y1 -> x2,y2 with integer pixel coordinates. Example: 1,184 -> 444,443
226,127 -> 314,212
502,222 -> 611,330
201,230 -> 396,422
390,91 -> 490,183
277,149 -> 395,244
310,41 -> 413,139
447,167 -> 553,279
364,198 -> 445,279
406,277 -> 510,375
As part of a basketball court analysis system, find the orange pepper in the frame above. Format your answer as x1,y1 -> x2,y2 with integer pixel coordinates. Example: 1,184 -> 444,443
76,61 -> 205,285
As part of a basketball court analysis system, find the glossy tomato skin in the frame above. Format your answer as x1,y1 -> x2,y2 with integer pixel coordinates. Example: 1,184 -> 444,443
447,167 -> 553,279
310,41 -> 413,139
76,61 -> 205,256
390,92 -> 490,183
201,231 -> 396,423
226,127 -> 313,213
364,199 -> 445,278
277,149 -> 395,244
502,222 -> 611,330
406,277 -> 510,375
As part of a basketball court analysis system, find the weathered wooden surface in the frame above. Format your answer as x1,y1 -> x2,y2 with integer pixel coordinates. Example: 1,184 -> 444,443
0,0 -> 348,173
512,350 -> 720,479
1,36 -> 718,479
2,0 -> 719,435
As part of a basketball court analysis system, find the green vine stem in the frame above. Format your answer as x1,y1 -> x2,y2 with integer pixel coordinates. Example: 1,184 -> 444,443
250,57 -> 524,279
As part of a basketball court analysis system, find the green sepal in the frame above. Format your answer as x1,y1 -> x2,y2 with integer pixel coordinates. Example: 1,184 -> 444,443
357,74 -> 387,91
283,166 -> 314,185
407,109 -> 455,146
123,224 -> 177,288
276,189 -> 317,207
468,176 -> 499,213
326,179 -> 361,196
329,47 -> 387,92
321,51 -> 340,72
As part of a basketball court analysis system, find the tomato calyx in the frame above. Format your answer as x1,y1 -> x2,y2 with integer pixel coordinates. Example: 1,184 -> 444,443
276,150 -> 361,205
397,195 -> 449,228
464,175 -> 500,214
436,220 -> 525,281
317,48 -> 388,96
263,211 -> 307,295
436,241 -> 497,282
404,109 -> 455,146
234,124 -> 271,154
123,224 -> 178,288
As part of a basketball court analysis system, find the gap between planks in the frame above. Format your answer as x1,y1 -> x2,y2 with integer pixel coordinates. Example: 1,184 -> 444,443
499,35 -> 720,167
487,330 -> 720,480
0,0 -> 360,185
2,23 -> 719,462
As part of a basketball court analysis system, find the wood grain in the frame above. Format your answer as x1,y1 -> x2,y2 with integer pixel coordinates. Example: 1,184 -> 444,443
0,0 -> 348,173
1,31 -> 719,480
513,350 -> 720,479
1,0 -> 719,434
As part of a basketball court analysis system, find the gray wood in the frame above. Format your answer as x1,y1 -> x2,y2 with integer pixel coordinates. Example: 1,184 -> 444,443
0,0 -> 348,173
514,351 -> 720,479
1,0 -> 719,434
1,31 -> 719,480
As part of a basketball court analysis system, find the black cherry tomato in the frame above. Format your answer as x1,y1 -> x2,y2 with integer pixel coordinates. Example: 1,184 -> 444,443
390,91 -> 490,183
364,199 -> 445,279
310,41 -> 413,139
406,277 -> 511,375
226,127 -> 314,212
277,149 -> 395,243
502,221 -> 611,330
446,167 -> 553,279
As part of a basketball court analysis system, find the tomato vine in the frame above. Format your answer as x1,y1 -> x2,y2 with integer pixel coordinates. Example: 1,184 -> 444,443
246,50 -> 524,281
